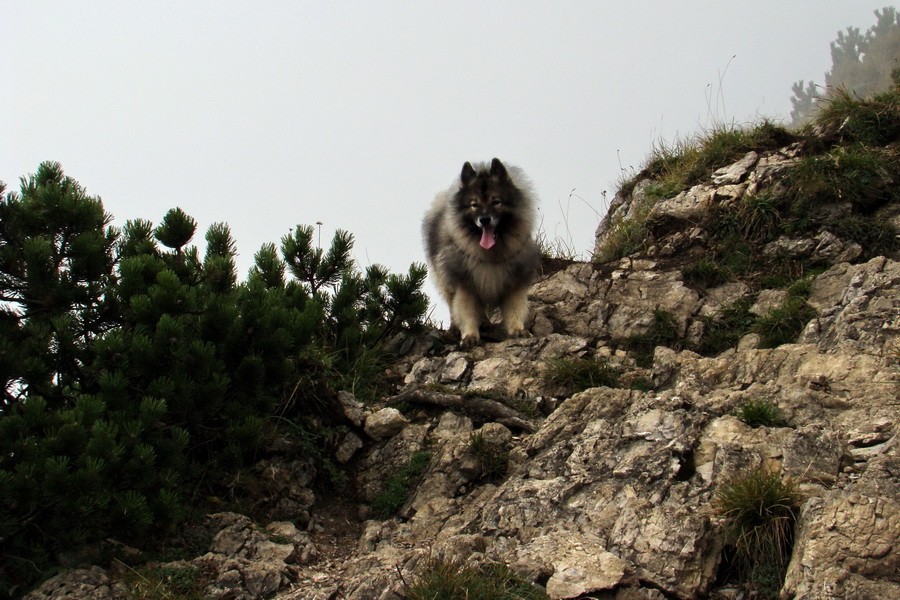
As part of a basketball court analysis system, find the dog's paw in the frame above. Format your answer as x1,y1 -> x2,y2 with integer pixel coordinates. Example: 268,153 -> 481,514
506,328 -> 532,340
459,334 -> 481,349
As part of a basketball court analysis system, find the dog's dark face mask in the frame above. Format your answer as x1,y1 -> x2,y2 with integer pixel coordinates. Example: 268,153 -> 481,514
456,158 -> 521,250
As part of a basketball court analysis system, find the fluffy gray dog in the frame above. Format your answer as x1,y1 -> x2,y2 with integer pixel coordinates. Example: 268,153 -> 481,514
422,158 -> 540,346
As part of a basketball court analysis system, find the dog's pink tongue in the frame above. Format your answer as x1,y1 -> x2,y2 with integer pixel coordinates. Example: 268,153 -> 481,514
480,227 -> 496,250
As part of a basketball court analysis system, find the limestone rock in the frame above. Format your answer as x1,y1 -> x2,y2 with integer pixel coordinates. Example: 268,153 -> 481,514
750,288 -> 789,315
276,252 -> 898,600
712,151 -> 758,185
594,179 -> 655,257
283,143 -> 900,600
254,458 -> 316,523
356,423 -> 429,502
335,431 -> 364,463
337,390 -> 366,428
266,521 -> 318,564
783,455 -> 900,600
649,184 -> 716,222
195,512 -> 311,599
814,229 -> 863,264
364,407 -> 409,440
516,532 -> 636,599
22,567 -> 128,600
801,257 -> 900,354
763,235 -> 816,258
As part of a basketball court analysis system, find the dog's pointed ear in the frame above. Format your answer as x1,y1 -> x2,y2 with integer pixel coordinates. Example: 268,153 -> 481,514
490,158 -> 508,181
461,162 -> 477,186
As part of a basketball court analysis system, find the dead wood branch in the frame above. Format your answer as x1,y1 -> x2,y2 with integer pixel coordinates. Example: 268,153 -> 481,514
389,385 -> 536,432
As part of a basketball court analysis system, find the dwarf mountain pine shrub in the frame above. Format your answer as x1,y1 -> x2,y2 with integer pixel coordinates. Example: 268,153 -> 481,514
0,162 -> 428,596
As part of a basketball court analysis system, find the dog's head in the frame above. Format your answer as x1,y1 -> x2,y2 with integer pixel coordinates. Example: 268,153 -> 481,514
454,158 -> 526,250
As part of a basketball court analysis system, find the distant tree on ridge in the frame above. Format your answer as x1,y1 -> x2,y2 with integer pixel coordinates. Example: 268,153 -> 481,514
791,7 -> 900,125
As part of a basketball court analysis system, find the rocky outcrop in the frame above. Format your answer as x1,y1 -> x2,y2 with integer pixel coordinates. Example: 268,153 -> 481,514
273,255 -> 895,600
289,146 -> 897,600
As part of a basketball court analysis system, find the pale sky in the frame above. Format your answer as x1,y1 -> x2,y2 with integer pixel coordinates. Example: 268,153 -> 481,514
2,2 -> 892,325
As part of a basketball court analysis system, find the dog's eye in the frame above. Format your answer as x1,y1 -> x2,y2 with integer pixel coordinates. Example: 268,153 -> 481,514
469,202 -> 479,209
491,199 -> 503,207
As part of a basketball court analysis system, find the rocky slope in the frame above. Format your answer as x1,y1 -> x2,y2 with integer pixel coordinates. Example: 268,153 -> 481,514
25,140 -> 900,599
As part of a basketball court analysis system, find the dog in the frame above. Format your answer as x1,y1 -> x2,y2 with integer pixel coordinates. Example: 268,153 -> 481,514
422,158 -> 540,346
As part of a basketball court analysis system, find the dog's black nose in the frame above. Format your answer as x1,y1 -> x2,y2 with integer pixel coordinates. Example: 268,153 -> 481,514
478,216 -> 492,228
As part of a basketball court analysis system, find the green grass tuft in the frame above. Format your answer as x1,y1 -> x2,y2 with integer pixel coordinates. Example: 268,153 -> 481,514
695,297 -> 756,356
785,275 -> 815,299
543,356 -> 621,394
753,296 -> 816,349
609,84 -> 900,268
371,451 -> 432,517
626,121 -> 795,200
625,309 -> 683,367
682,259 -> 733,289
607,122 -> 792,263
786,144 -> 900,214
734,399 -> 785,428
469,432 -> 511,481
404,558 -> 548,600
757,260 -> 813,291
121,562 -> 210,600
813,86 -> 900,146
735,194 -> 783,243
831,214 -> 900,259
716,467 -> 800,598
594,194 -> 656,263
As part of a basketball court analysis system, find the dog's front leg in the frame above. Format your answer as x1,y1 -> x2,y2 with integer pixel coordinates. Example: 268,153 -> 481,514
501,288 -> 531,339
451,288 -> 483,347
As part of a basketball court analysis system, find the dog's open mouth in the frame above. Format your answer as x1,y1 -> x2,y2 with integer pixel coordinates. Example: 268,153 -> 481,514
479,226 -> 496,250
